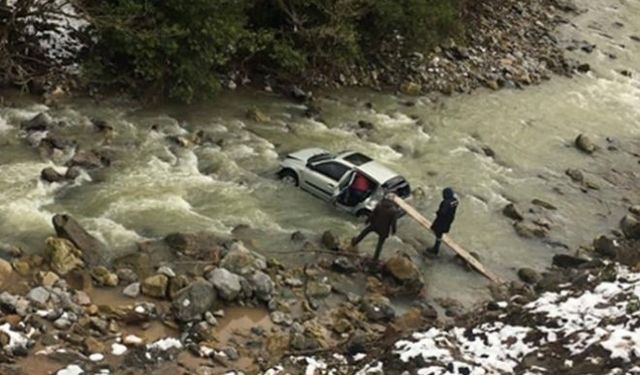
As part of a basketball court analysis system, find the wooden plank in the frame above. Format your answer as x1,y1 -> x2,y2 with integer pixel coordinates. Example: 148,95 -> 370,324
389,194 -> 503,284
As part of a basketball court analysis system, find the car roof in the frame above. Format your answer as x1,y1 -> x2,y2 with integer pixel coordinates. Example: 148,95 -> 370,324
355,161 -> 399,183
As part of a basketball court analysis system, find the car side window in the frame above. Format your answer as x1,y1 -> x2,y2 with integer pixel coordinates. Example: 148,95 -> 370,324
311,162 -> 350,181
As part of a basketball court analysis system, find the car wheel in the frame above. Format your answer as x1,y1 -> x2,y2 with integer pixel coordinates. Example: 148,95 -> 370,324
279,169 -> 299,186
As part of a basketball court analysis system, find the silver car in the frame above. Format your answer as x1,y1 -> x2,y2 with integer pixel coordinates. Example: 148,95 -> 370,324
278,148 -> 411,217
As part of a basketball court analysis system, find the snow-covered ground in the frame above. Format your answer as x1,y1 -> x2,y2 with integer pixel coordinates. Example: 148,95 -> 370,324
264,265 -> 640,374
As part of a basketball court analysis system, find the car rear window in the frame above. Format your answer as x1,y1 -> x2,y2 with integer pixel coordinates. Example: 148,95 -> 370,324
383,176 -> 411,198
343,152 -> 372,166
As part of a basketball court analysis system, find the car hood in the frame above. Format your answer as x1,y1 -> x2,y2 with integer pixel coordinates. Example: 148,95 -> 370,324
287,148 -> 330,162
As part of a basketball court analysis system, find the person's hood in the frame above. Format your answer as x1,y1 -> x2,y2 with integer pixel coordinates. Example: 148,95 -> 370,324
443,187 -> 455,200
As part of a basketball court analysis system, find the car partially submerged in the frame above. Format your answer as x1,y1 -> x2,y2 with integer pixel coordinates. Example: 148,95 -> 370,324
278,148 -> 411,217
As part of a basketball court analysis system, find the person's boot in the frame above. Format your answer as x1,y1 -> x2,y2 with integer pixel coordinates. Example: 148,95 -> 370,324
425,240 -> 441,258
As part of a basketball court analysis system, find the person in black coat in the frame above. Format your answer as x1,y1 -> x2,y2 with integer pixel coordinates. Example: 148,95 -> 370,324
426,187 -> 458,256
351,196 -> 398,262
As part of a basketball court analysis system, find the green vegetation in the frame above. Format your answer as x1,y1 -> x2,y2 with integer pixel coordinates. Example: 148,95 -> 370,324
82,0 -> 465,102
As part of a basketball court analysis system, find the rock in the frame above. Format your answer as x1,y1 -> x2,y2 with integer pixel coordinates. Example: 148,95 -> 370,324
290,231 -> 306,242
357,120 -> 375,130
52,214 -> 108,267
332,257 -> 357,273
593,235 -> 620,258
68,149 -> 105,169
384,254 -> 423,287
36,271 -> 60,288
630,206 -> 640,216
157,266 -> 176,278
207,268 -> 242,301
576,63 -> 591,73
123,283 -> 141,298
321,230 -> 340,250
517,268 -> 541,284
53,317 -> 72,330
219,242 -> 265,276
290,85 -> 311,103
168,275 -> 189,300
400,81 -> 422,96
91,266 -> 119,287
621,214 -> 640,239
27,287 -> 50,305
116,268 -> 138,284
270,311 -> 293,326
21,113 -> 54,131
0,244 -> 23,258
307,281 -> 332,298
41,167 -> 65,183
246,108 -> 270,122
552,254 -> 588,269
44,237 -> 84,275
575,134 -> 596,154
65,166 -> 83,180
173,280 -> 216,322
565,168 -> 584,182
251,271 -> 274,302
204,311 -> 218,326
0,258 -> 13,283
74,291 -> 91,305
141,274 -> 169,298
11,259 -> 30,276
502,203 -> 524,221
165,232 -> 221,260
513,222 -> 548,239
285,277 -> 303,287
531,199 -> 557,210
84,337 -> 105,354
361,294 -> 396,322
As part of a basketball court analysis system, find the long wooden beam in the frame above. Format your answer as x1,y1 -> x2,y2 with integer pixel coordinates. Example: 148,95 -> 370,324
389,194 -> 503,284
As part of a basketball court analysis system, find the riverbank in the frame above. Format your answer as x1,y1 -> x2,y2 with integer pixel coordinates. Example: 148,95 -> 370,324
1,0 -> 584,103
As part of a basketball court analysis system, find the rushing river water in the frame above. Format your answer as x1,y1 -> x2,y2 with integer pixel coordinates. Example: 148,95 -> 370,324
1,0 -> 639,306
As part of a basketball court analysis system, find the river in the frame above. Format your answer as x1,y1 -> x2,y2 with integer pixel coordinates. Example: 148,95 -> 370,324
0,0 -> 639,307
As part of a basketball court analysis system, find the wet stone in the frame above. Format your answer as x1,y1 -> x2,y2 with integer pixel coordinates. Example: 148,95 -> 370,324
207,268 -> 242,301
251,271 -> 274,302
307,281 -> 332,298
518,268 -> 541,284
116,268 -> 138,284
332,257 -> 357,273
123,283 -> 141,298
27,286 -> 51,305
172,280 -> 216,322
141,274 -> 168,298
271,311 -> 293,326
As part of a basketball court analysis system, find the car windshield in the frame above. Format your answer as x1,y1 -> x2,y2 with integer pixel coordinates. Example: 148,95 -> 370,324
308,153 -> 333,164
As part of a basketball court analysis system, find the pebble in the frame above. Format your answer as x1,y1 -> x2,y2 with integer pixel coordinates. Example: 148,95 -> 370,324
27,287 -> 51,305
112,343 -> 127,355
123,282 -> 141,298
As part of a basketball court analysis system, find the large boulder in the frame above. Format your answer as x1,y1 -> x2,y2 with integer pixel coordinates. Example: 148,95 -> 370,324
514,221 -> 548,239
552,254 -> 588,269
52,214 -> 108,267
68,150 -> 105,169
620,214 -> 640,239
361,294 -> 396,322
575,134 -> 596,154
21,112 -> 54,132
384,254 -> 424,290
172,279 -> 217,322
250,271 -> 274,302
44,237 -> 84,275
321,230 -> 340,250
207,268 -> 242,301
164,232 -> 221,260
41,167 -> 65,183
593,235 -> 620,258
219,242 -> 266,276
502,203 -> 524,221
141,274 -> 169,298
517,268 -> 541,284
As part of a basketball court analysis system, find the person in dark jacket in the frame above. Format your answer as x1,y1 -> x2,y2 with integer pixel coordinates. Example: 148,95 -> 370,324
427,187 -> 458,256
351,196 -> 398,262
